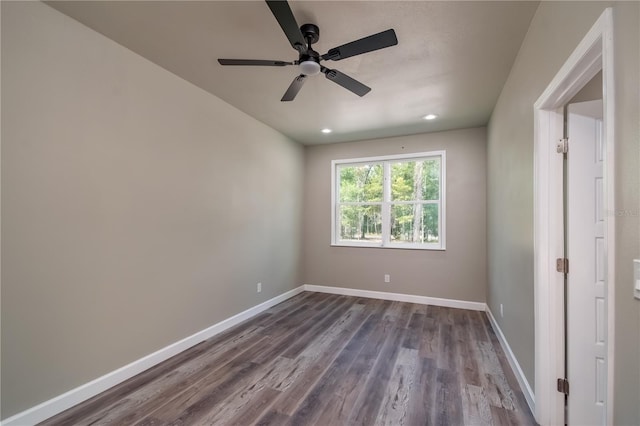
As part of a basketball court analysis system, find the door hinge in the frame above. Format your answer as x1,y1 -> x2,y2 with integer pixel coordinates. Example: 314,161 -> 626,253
557,378 -> 570,395
556,258 -> 569,274
557,138 -> 569,154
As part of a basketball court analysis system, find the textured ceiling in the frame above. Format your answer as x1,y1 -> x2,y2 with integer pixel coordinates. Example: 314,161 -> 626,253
47,1 -> 539,145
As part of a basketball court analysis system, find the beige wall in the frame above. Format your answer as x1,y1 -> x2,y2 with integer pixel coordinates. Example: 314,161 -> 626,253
487,1 -> 639,423
1,2 -> 303,418
302,128 -> 487,303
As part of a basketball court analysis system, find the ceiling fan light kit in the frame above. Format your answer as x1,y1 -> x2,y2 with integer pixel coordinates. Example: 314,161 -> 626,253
218,0 -> 398,102
299,60 -> 320,76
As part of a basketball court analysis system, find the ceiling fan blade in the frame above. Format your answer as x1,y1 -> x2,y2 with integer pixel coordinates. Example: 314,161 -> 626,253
322,68 -> 371,97
265,0 -> 307,54
218,59 -> 294,66
321,29 -> 398,61
281,75 -> 307,101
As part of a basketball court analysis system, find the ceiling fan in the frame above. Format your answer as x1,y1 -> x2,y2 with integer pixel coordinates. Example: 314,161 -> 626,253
218,0 -> 398,101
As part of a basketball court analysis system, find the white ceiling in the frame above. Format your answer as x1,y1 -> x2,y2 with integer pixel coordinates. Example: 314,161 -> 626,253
47,1 -> 539,145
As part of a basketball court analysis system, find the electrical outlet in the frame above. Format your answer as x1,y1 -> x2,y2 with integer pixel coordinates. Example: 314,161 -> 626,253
500,304 -> 504,318
257,282 -> 262,293
384,274 -> 390,283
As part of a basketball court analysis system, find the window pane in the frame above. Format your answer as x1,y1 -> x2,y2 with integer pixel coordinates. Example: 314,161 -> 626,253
423,203 -> 439,242
338,204 -> 382,242
338,163 -> 383,202
390,203 -> 439,244
422,159 -> 440,200
391,159 -> 440,201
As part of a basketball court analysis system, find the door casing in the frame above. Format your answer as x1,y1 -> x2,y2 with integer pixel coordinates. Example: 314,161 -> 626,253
533,8 -> 615,426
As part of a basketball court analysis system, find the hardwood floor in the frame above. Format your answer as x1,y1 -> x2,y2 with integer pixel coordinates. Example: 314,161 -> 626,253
40,292 -> 537,425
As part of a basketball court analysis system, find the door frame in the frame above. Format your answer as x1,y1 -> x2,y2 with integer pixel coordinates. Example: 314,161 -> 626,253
533,8 -> 615,426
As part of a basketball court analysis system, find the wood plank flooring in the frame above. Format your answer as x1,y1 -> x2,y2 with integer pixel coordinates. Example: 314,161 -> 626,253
40,292 -> 537,425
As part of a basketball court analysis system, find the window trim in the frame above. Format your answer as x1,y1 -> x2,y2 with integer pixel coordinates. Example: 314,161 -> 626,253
331,150 -> 446,250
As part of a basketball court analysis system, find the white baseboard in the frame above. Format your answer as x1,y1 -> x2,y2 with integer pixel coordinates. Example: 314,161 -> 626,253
485,307 -> 535,415
1,286 -> 304,426
303,284 -> 487,311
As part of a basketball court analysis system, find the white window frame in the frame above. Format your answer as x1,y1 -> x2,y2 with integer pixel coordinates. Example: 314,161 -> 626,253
331,150 -> 446,250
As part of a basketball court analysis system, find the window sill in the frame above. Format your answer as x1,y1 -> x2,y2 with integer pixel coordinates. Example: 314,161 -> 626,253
330,243 -> 446,251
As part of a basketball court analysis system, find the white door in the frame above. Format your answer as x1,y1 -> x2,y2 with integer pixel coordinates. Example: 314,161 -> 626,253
566,99 -> 606,425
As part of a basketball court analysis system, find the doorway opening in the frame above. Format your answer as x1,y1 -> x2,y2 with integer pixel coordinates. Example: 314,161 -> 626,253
533,8 -> 615,426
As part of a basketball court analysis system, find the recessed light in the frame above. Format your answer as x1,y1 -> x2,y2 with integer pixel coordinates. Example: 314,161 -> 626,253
423,114 -> 438,120
321,128 -> 332,134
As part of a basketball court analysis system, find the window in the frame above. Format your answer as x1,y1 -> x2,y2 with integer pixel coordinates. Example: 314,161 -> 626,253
331,151 -> 445,250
